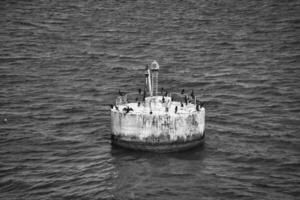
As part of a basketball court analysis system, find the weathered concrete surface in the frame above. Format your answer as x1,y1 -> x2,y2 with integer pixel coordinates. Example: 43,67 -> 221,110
111,134 -> 205,153
111,96 -> 205,145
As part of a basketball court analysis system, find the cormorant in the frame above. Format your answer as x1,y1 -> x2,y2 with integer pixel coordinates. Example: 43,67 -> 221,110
161,87 -> 164,94
196,104 -> 200,111
184,95 -> 188,105
109,104 -> 114,109
175,106 -> 178,113
118,89 -> 125,96
138,88 -> 142,95
123,106 -> 133,113
191,90 -> 195,99
164,91 -> 168,96
181,89 -> 185,94
200,102 -> 205,108
181,102 -> 183,107
162,96 -> 165,103
138,102 -> 141,107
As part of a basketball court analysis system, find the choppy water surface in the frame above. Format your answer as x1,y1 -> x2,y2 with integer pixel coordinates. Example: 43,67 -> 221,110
1,0 -> 299,199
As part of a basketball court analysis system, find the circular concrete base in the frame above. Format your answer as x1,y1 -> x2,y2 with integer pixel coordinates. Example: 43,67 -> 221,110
111,133 -> 205,153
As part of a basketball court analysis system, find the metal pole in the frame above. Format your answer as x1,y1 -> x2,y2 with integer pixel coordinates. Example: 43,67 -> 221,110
156,71 -> 158,96
148,68 -> 152,96
151,71 -> 154,96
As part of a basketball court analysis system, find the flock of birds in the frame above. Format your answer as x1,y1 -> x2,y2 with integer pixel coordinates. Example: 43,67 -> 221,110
110,88 -> 205,114
2,89 -> 204,123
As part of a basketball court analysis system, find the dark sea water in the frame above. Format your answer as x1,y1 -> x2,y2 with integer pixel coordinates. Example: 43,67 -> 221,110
1,0 -> 300,199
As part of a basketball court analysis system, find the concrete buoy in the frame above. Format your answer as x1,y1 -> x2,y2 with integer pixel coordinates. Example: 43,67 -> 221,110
110,61 -> 205,153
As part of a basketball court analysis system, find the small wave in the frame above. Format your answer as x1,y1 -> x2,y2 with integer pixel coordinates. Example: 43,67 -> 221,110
0,179 -> 30,193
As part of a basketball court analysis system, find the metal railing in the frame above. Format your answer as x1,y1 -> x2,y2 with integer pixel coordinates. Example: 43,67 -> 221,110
116,92 -> 201,106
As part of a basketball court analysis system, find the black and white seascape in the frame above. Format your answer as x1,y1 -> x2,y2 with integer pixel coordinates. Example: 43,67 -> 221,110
0,0 -> 299,199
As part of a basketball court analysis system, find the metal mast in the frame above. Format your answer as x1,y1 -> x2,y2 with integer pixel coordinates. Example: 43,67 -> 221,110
150,60 -> 159,96
145,65 -> 152,96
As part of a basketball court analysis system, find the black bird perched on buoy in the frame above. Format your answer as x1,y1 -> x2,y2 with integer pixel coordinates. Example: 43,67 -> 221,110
118,89 -> 125,96
196,104 -> 200,111
138,102 -> 141,107
138,88 -> 142,95
109,104 -> 114,109
123,106 -> 133,114
162,96 -> 165,103
184,95 -> 188,105
181,101 -> 183,107
200,102 -> 205,108
164,91 -> 168,97
175,106 -> 178,113
191,90 -> 195,99
181,89 -> 185,94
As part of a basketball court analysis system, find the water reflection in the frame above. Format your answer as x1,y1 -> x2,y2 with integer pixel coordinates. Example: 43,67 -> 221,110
110,144 -> 207,199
